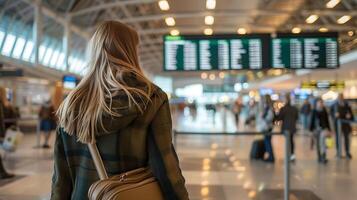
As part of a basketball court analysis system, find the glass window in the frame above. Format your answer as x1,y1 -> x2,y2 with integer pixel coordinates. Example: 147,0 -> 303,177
0,31 -> 5,47
12,37 -> 26,58
69,57 -> 78,72
56,52 -> 65,70
42,46 -> 53,65
68,55 -> 74,66
1,34 -> 16,56
74,59 -> 83,73
22,40 -> 34,61
78,60 -> 87,74
50,50 -> 60,67
39,44 -> 46,62
30,51 -> 35,63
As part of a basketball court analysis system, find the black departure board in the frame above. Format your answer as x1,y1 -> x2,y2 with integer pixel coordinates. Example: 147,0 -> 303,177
164,34 -> 271,71
272,32 -> 339,69
163,32 -> 339,71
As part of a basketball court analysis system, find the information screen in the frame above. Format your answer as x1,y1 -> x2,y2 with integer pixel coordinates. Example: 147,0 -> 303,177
164,34 -> 271,71
272,32 -> 339,69
63,75 -> 78,90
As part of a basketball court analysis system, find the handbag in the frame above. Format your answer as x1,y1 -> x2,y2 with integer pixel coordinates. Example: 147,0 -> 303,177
87,143 -> 164,200
2,126 -> 24,152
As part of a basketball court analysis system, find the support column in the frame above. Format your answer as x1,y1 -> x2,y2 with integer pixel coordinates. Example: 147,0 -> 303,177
63,15 -> 71,71
33,0 -> 42,66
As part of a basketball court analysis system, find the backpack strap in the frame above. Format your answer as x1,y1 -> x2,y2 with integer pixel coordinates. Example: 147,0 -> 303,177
88,143 -> 109,180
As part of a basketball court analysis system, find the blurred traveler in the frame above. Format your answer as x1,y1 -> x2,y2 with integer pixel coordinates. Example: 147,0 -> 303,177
300,99 -> 311,133
233,97 -> 243,127
276,94 -> 299,161
39,99 -> 56,148
310,98 -> 332,164
245,99 -> 257,126
2,97 -> 18,130
189,100 -> 197,120
331,94 -> 354,159
0,87 -> 14,179
260,95 -> 275,162
51,21 -> 188,200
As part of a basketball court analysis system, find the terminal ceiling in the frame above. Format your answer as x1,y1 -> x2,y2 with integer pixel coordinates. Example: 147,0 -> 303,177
0,0 -> 356,75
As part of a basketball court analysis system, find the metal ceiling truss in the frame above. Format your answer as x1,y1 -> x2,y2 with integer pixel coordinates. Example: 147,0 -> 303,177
20,0 -> 91,39
116,4 -> 163,71
1,0 -> 355,74
70,0 -> 157,17
86,2 -> 160,72
116,10 -> 357,24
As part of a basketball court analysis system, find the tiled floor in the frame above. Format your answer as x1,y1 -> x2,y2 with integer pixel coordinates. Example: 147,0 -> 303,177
1,107 -> 357,200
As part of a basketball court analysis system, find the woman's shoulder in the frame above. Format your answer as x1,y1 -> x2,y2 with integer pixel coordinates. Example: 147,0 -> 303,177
150,84 -> 168,100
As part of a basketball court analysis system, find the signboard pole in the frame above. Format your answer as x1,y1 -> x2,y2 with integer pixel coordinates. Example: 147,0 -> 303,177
284,130 -> 291,200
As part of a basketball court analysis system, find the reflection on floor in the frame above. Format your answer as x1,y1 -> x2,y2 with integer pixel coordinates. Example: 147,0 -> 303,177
0,108 -> 357,200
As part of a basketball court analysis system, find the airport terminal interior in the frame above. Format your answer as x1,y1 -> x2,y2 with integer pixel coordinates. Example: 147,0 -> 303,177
0,0 -> 357,199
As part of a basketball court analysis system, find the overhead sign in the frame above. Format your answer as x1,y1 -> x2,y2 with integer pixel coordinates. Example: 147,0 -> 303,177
272,32 -> 339,69
203,85 -> 235,93
164,34 -> 271,71
63,75 -> 79,89
0,69 -> 23,77
163,32 -> 339,71
301,81 -> 344,89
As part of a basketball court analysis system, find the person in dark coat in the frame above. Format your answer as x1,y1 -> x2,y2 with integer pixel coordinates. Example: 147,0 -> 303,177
276,93 -> 299,161
310,98 -> 332,164
331,94 -> 354,159
0,87 -> 15,179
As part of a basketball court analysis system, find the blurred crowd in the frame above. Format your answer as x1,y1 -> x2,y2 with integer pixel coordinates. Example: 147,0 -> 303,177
235,93 -> 354,164
173,92 -> 355,164
0,86 -> 57,180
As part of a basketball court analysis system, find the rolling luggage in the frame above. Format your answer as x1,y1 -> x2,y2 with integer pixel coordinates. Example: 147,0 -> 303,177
250,139 -> 265,160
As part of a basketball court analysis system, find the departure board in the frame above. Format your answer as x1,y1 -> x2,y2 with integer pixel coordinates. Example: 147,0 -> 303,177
163,32 -> 339,71
164,34 -> 270,71
272,32 -> 339,69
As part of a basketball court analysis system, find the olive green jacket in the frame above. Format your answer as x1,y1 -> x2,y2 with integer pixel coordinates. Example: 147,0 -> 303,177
51,85 -> 189,200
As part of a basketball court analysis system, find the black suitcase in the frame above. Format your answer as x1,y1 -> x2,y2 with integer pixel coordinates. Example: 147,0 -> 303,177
250,139 -> 265,160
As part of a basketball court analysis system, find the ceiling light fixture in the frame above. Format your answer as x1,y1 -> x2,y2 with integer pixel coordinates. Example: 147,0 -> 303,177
206,0 -> 216,10
337,15 -> 351,24
326,0 -> 341,8
204,28 -> 213,35
205,15 -> 214,25
319,27 -> 328,32
306,14 -> 319,24
165,17 -> 175,26
158,0 -> 170,11
209,73 -> 216,80
348,31 -> 354,37
170,29 -> 180,36
292,27 -> 301,34
219,72 -> 225,79
237,28 -> 247,35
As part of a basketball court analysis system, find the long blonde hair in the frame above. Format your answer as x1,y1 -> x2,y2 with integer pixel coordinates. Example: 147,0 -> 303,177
57,21 -> 152,143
